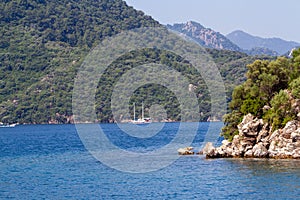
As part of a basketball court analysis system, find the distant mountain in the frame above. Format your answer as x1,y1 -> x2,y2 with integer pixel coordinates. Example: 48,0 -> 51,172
167,21 -> 242,52
227,30 -> 300,55
166,21 -> 291,56
245,47 -> 278,57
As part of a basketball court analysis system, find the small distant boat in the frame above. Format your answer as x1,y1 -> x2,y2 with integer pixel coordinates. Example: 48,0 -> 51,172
131,102 -> 152,124
0,123 -> 17,128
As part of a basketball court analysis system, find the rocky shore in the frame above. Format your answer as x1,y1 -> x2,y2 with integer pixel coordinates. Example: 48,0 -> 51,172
203,114 -> 300,159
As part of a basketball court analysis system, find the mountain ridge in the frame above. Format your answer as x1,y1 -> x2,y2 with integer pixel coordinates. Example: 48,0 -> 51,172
166,21 -> 242,52
227,30 -> 300,55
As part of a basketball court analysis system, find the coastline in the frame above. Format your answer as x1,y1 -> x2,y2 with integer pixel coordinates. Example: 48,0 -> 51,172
177,113 -> 300,159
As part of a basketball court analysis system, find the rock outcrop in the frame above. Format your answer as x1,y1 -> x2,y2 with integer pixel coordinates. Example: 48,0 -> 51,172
166,21 -> 242,52
205,114 -> 300,159
177,147 -> 194,155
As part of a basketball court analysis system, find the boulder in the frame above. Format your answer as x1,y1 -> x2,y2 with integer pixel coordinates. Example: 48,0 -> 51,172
252,143 -> 268,158
177,147 -> 194,155
256,123 -> 269,143
292,148 -> 300,158
206,148 -> 216,158
223,146 -> 233,156
244,149 -> 253,157
291,130 -> 300,142
283,121 -> 298,134
238,114 -> 264,137
201,142 -> 215,155
222,140 -> 231,147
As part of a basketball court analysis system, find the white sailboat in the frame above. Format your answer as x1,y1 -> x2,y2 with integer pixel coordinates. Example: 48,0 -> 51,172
132,102 -> 151,124
0,123 -> 17,128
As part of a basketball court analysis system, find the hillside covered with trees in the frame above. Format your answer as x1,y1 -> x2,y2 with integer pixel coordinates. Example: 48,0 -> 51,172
0,0 -> 159,123
0,0 -> 273,124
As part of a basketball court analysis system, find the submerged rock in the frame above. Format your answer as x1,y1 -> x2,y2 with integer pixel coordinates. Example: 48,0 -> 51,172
205,114 -> 300,159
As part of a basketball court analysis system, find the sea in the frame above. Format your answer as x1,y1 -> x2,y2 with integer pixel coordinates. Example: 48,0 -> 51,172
0,122 -> 299,199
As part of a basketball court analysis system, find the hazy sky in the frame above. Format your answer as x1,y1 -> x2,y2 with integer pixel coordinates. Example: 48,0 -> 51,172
124,0 -> 300,42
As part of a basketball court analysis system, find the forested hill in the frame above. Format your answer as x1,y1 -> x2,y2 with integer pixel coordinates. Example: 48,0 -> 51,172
0,0 -> 273,124
0,0 -> 159,124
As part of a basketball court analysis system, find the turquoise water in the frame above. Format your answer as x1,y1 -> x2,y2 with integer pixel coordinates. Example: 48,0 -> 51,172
0,123 -> 299,199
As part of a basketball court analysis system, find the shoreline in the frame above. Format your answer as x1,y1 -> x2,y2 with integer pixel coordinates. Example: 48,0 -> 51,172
178,113 -> 300,159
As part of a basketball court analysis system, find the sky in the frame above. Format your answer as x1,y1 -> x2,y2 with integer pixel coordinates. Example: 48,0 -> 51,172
124,0 -> 300,42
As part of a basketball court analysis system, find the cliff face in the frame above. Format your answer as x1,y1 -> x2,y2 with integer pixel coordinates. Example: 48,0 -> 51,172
167,21 -> 242,52
205,114 -> 300,159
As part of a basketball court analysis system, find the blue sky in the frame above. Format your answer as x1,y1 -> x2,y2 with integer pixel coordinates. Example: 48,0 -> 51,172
124,0 -> 300,42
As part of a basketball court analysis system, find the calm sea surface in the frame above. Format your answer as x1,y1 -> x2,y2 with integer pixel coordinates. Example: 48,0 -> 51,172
0,122 -> 299,199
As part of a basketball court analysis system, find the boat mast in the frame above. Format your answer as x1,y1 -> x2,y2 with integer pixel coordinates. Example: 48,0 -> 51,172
133,103 -> 136,121
142,102 -> 144,120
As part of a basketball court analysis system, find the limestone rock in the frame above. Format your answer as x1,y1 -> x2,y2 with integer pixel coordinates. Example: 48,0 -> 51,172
292,148 -> 300,158
201,142 -> 215,155
204,114 -> 300,159
291,130 -> 300,142
222,140 -> 231,147
238,114 -> 264,137
285,120 -> 298,130
178,147 -> 194,155
244,149 -> 253,157
253,143 -> 268,158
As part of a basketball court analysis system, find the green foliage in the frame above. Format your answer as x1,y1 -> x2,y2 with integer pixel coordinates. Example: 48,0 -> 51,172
222,49 -> 300,139
0,0 -> 276,124
290,77 -> 300,99
222,110 -> 243,141
291,48 -> 300,79
207,49 -> 274,103
292,48 -> 300,64
240,98 -> 264,116
0,0 -> 159,123
266,90 -> 291,130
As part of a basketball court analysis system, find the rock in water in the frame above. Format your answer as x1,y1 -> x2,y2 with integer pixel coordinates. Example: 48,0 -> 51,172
177,147 -> 194,155
201,142 -> 215,155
